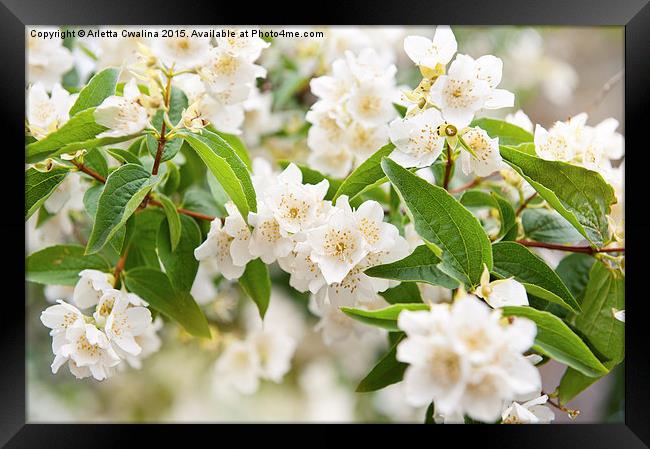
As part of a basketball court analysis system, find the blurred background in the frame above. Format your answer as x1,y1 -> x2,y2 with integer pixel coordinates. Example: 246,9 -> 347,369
26,25 -> 624,423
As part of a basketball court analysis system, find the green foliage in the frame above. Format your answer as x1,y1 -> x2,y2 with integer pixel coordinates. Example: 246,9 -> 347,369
69,67 -> 120,116
146,87 -> 188,162
555,253 -> 596,303
124,267 -> 210,338
522,208 -> 584,244
181,130 -> 256,220
500,145 -> 616,247
492,241 -> 580,313
26,245 -> 111,286
469,118 -> 533,146
379,282 -> 423,304
106,147 -> 143,166
501,306 -> 608,377
460,189 -> 516,241
341,303 -> 429,332
356,334 -> 407,392
558,262 -> 625,403
240,258 -> 272,319
157,214 -> 201,293
25,166 -> 69,219
156,194 -> 181,250
86,164 -> 159,254
333,143 -> 395,203
365,245 -> 459,289
382,157 -> 492,288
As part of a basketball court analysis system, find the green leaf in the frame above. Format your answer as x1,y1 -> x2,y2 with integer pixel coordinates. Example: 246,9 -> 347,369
181,130 -> 256,220
555,253 -> 596,302
69,67 -> 120,116
558,262 -> 624,403
25,166 -> 69,220
393,103 -> 407,118
356,333 -> 407,392
83,148 -> 108,179
106,147 -> 143,166
146,87 -> 188,162
240,258 -> 271,319
124,267 -> 210,338
157,214 -> 201,292
182,186 -> 223,218
273,70 -> 309,109
379,282 -> 423,304
333,143 -> 395,203
492,241 -> 580,313
501,306 -> 608,377
124,208 -> 164,270
156,194 -> 181,250
500,145 -> 616,246
26,244 -> 111,286
470,118 -> 533,146
522,208 -> 584,245
278,161 -> 342,201
162,161 -> 181,195
365,245 -> 460,289
382,157 -> 492,288
26,108 -> 142,163
460,189 -> 516,241
209,128 -> 252,169
341,303 -> 429,332
86,164 -> 159,254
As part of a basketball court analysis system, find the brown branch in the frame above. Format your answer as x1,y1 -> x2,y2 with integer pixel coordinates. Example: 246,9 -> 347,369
72,161 -> 106,183
516,240 -> 625,255
151,74 -> 173,176
442,142 -> 453,190
112,247 -> 129,287
543,392 -> 580,419
450,178 -> 481,194
515,192 -> 538,216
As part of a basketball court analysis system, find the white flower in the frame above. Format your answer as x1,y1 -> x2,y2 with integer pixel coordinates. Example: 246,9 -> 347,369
214,339 -> 261,395
43,285 -> 75,304
264,164 -> 330,235
57,320 -> 121,381
198,47 -> 266,103
94,79 -> 149,138
474,265 -> 529,309
43,173 -> 85,215
250,330 -> 296,382
40,300 -> 84,336
344,122 -> 389,160
459,127 -> 503,177
613,308 -> 625,323
248,203 -> 295,264
505,110 -> 534,133
103,290 -> 153,356
150,34 -> 211,69
347,83 -> 396,128
396,294 -> 540,422
181,94 -> 245,135
306,201 -> 369,284
222,202 -> 255,267
533,122 -> 576,162
27,82 -> 77,140
403,26 -> 457,70
307,146 -> 354,179
502,391 -> 555,424
278,241 -> 327,295
309,296 -> 381,346
388,108 -> 446,168
27,28 -> 74,89
215,31 -> 270,62
429,54 -> 514,128
73,269 -> 114,310
194,210 -> 247,281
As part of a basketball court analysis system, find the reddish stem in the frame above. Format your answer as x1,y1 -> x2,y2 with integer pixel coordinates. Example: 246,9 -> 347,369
516,240 -> 625,255
73,161 -> 106,183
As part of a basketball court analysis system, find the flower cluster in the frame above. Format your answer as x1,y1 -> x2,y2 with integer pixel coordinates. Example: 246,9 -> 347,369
40,270 -> 161,380
396,293 -> 541,422
306,49 -> 399,177
195,158 -> 409,344
215,328 -> 296,395
27,27 -> 74,89
389,26 -> 514,177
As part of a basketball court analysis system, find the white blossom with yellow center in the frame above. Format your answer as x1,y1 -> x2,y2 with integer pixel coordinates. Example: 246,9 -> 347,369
403,25 -> 457,71
93,79 -> 149,138
27,82 -> 77,140
388,108 -> 446,168
459,127 -> 504,177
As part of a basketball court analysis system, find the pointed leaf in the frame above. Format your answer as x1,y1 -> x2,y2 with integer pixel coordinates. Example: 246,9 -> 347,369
239,258 -> 271,319
333,142 -> 395,203
69,67 -> 120,115
341,303 -> 429,332
157,214 -> 201,292
25,166 -> 69,220
26,244 -> 111,286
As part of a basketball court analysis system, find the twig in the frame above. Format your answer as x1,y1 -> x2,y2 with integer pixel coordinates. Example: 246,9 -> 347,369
442,142 -> 453,190
515,192 -> 538,216
112,248 -> 129,288
72,161 -> 106,183
151,74 -> 173,176
516,240 -> 625,255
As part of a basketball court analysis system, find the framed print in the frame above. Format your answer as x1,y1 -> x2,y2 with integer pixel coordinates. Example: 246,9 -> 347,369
2,0 -> 649,447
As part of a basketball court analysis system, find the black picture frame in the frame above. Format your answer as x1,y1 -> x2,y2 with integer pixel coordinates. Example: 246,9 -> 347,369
3,0 -> 649,447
